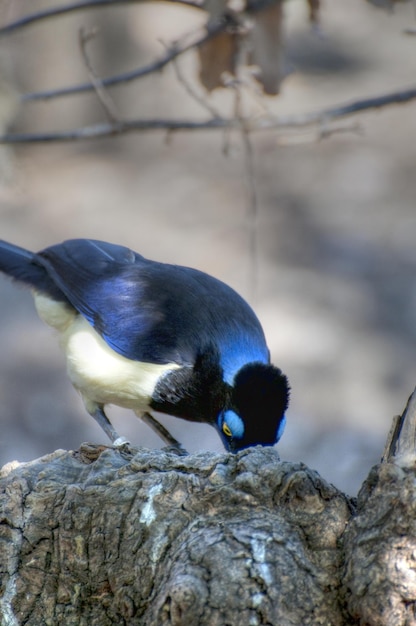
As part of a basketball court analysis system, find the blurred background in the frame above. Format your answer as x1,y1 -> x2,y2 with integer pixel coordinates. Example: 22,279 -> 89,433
0,0 -> 415,495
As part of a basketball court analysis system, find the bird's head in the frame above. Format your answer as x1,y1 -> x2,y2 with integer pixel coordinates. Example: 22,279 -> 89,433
217,363 -> 290,453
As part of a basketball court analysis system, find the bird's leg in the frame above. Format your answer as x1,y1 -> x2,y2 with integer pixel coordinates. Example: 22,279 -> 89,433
89,404 -> 129,447
139,411 -> 188,455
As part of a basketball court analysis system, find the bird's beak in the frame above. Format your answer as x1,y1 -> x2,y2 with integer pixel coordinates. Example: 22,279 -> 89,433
227,440 -> 238,454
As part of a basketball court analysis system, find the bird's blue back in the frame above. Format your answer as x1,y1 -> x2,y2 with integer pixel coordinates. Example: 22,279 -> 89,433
37,240 -> 269,383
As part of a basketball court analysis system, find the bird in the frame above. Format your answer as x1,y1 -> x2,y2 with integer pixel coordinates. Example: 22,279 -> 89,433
0,238 -> 289,453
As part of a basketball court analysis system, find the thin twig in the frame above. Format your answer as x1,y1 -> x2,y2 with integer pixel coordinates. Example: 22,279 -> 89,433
277,85 -> 416,125
16,0 -> 279,104
241,123 -> 258,302
0,118 -> 231,144
0,0 -> 280,38
79,26 -> 119,122
231,77 -> 259,302
317,120 -> 363,141
0,0 -> 203,37
21,19 -> 229,103
274,121 -> 363,145
2,84 -> 416,144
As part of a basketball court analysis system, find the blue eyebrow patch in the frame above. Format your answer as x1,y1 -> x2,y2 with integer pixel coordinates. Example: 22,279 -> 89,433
219,338 -> 269,385
223,410 -> 245,439
276,414 -> 286,442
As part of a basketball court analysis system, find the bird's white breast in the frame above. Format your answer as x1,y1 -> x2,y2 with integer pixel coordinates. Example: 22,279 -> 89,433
33,292 -> 179,411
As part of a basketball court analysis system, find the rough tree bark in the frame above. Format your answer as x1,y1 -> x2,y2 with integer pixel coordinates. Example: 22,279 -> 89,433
1,391 -> 416,625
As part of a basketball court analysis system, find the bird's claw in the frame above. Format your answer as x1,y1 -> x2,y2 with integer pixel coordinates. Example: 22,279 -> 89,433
112,436 -> 131,448
162,443 -> 189,457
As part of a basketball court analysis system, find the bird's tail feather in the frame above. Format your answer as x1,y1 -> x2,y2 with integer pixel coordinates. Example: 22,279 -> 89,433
0,240 -> 65,299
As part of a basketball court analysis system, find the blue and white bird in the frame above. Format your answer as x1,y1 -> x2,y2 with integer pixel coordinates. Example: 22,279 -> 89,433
0,239 -> 289,452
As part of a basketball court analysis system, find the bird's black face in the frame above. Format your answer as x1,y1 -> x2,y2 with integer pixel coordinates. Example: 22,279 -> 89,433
217,363 -> 290,453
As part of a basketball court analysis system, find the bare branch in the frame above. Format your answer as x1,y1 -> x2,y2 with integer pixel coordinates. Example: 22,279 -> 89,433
242,126 -> 259,302
0,0 -> 203,37
0,0 -> 280,38
3,84 -> 416,144
17,0 -> 281,103
300,85 -> 416,121
0,119 -> 225,144
231,80 -> 259,301
78,26 -> 120,122
21,19 -> 229,103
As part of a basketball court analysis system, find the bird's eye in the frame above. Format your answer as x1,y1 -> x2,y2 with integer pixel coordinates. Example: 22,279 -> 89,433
222,422 -> 232,438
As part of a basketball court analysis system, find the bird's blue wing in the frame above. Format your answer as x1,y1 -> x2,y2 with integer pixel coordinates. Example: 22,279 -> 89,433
36,239 -> 269,375
37,239 -> 185,364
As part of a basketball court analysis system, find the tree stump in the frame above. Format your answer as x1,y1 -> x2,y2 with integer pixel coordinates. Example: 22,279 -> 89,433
1,390 -> 416,625
342,389 -> 416,626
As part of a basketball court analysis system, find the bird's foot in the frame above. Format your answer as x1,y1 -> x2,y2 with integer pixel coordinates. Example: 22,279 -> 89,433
112,436 -> 131,448
162,443 -> 189,457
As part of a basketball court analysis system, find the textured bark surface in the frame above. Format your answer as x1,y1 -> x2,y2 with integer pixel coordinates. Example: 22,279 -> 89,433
0,445 -> 353,626
343,462 -> 416,626
1,434 -> 416,626
342,390 -> 416,626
